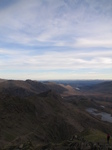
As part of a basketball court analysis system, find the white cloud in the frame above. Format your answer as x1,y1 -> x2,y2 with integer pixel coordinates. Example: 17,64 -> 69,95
0,49 -> 112,72
0,0 -> 112,47
76,38 -> 112,48
0,0 -> 112,79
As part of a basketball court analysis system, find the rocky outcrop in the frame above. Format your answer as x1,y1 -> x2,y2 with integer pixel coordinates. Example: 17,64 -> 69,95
2,137 -> 112,150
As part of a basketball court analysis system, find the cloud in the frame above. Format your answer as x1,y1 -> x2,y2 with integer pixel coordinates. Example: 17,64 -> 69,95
0,0 -> 112,47
76,38 -> 112,48
0,0 -> 112,79
0,48 -> 112,71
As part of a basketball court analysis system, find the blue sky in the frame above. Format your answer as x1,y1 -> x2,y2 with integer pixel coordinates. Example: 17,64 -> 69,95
0,0 -> 112,80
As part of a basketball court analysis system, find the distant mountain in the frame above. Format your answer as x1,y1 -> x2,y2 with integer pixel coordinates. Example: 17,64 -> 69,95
0,80 -> 68,98
44,81 -> 68,94
83,81 -> 112,95
0,78 -> 6,82
44,81 -> 81,97
53,80 -> 105,88
47,80 -> 112,96
0,79 -> 49,98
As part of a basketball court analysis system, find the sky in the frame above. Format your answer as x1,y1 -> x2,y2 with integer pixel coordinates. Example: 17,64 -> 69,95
0,0 -> 112,80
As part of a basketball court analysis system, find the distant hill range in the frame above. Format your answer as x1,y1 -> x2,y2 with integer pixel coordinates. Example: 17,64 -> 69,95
0,78 -> 6,82
46,79 -> 112,96
82,81 -> 112,95
0,79 -> 112,97
0,79 -> 68,97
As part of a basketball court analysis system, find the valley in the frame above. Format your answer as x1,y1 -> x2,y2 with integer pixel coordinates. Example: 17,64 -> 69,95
0,79 -> 112,149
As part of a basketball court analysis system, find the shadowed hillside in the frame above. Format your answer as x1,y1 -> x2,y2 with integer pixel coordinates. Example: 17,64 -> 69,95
44,82 -> 68,94
0,80 -> 68,98
0,79 -> 6,83
0,79 -> 49,97
82,81 -> 112,95
0,79 -> 112,149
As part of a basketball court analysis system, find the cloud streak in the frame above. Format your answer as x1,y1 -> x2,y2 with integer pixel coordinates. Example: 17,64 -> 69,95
0,0 -> 112,79
0,49 -> 112,71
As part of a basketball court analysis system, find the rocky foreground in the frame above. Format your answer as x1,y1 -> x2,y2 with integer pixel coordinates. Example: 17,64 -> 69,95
0,80 -> 112,150
2,135 -> 112,150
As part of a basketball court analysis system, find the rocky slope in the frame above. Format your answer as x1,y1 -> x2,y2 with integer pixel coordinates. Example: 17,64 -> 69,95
0,79 -> 112,149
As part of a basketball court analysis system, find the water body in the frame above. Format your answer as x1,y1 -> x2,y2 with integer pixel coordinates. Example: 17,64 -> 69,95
86,108 -> 112,123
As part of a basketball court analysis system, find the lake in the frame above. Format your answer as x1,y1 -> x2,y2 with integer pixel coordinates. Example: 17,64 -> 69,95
86,108 -> 112,123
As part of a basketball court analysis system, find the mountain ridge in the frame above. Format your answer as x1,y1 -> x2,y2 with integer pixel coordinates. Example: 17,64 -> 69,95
0,79 -> 112,149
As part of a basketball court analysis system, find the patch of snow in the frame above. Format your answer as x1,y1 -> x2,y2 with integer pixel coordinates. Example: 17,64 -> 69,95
75,87 -> 80,91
